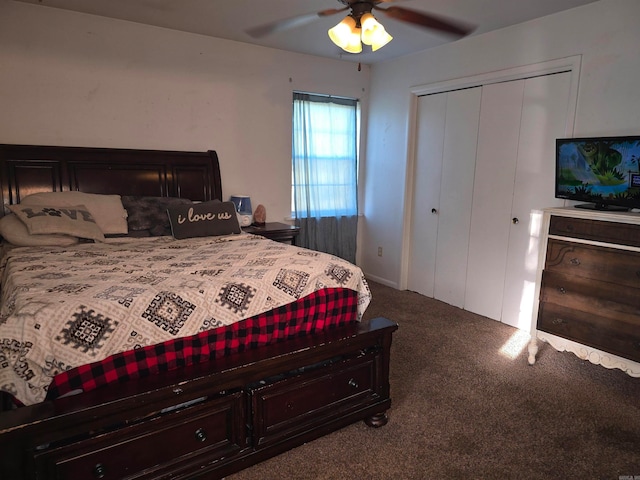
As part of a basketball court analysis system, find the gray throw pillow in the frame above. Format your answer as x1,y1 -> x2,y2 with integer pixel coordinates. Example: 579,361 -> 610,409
122,196 -> 193,236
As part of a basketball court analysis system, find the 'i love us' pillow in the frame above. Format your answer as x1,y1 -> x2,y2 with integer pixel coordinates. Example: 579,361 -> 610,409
167,200 -> 241,239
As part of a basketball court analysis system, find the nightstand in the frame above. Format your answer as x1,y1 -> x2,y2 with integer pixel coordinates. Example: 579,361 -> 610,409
243,222 -> 300,245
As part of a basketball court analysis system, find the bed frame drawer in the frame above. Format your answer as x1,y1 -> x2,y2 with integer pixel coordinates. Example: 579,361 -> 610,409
249,353 -> 381,448
34,392 -> 246,480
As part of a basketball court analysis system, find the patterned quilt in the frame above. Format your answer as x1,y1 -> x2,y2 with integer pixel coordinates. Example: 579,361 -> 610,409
0,234 -> 371,406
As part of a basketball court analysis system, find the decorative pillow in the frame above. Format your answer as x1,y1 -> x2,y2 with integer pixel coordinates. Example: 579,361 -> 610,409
0,214 -> 80,247
167,200 -> 241,240
122,196 -> 193,236
20,192 -> 128,234
8,204 -> 105,242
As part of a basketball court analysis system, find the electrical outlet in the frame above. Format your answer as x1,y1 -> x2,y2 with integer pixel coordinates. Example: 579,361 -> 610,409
377,246 -> 383,257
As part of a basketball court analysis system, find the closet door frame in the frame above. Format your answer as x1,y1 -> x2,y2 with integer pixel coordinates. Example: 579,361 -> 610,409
400,55 -> 581,292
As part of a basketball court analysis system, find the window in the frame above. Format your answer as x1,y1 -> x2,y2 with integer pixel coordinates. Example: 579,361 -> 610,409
292,92 -> 360,218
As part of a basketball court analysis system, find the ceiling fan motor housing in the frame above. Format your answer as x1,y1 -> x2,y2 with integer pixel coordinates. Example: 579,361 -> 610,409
340,1 -> 376,23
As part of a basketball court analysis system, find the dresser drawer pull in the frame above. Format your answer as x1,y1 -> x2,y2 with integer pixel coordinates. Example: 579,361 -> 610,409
93,463 -> 106,479
195,428 -> 207,442
348,378 -> 359,389
570,258 -> 581,266
558,287 -> 566,294
552,318 -> 567,326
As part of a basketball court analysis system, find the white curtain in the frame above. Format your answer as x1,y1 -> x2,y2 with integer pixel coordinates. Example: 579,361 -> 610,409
292,92 -> 359,263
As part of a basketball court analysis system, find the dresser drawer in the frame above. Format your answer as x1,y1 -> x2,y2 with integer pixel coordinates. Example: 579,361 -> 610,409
538,302 -> 640,362
35,392 -> 246,480
250,355 -> 380,448
544,239 -> 640,288
549,215 -> 640,247
539,270 -> 640,323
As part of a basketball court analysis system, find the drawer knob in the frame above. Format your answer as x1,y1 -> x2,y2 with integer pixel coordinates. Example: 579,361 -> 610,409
348,378 -> 359,389
431,208 -> 438,214
552,317 -> 567,325
195,428 -> 207,442
93,463 -> 106,479
570,258 -> 581,266
512,217 -> 519,225
558,287 -> 566,294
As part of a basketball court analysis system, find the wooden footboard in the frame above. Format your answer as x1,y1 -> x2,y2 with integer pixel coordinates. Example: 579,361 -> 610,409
0,317 -> 397,480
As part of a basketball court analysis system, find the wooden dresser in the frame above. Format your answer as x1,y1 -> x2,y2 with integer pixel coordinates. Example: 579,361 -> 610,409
528,207 -> 640,376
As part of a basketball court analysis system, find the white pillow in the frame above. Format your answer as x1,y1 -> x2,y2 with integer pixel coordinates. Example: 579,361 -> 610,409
8,204 -> 105,242
0,214 -> 80,247
20,192 -> 128,234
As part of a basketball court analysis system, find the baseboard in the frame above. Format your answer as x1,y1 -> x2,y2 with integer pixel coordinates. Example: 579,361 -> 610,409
362,272 -> 398,289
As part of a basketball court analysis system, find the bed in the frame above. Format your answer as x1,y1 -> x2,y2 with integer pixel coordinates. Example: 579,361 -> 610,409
0,144 -> 397,480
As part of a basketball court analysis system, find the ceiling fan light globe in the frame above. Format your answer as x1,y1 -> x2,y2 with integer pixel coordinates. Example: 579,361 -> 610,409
371,27 -> 393,51
360,13 -> 381,46
328,15 -> 357,49
343,35 -> 363,53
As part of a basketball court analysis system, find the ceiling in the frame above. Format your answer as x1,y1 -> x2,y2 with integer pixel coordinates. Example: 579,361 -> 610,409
16,0 -> 600,64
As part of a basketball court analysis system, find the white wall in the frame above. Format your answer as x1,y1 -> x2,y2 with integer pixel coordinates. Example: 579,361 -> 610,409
0,1 -> 370,236
361,0 -> 640,288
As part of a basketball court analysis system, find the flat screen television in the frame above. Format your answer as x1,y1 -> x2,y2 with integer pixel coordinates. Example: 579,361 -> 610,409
555,135 -> 640,211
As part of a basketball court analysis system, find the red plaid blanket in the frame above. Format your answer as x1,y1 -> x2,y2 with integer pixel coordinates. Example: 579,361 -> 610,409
44,287 -> 358,402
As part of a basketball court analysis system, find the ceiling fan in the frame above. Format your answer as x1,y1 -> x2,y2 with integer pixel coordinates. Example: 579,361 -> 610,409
246,0 -> 473,54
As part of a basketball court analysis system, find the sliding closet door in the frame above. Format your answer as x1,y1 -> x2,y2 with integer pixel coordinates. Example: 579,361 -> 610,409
407,93 -> 446,297
407,61 -> 576,330
434,88 -> 481,307
407,87 -> 481,307
464,81 -> 525,320
465,71 -> 572,327
501,71 -> 572,330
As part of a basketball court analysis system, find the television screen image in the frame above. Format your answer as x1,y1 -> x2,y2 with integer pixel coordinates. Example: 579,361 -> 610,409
556,136 -> 640,211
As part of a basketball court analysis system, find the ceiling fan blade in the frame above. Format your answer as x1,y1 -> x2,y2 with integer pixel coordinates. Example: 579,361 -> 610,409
375,6 -> 474,37
246,7 -> 348,38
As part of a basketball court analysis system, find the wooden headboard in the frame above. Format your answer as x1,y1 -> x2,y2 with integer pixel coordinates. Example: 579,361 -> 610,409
0,144 -> 223,213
